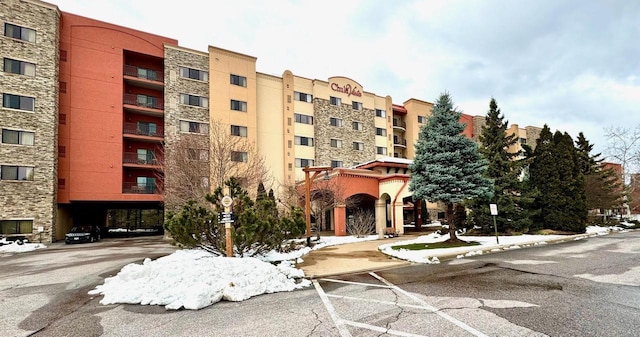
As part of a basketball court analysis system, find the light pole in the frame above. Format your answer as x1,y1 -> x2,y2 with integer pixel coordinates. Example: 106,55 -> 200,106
303,166 -> 333,246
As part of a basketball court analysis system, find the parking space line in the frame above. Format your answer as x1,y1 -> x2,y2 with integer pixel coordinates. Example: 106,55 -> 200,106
326,294 -> 438,311
369,272 -> 489,337
342,319 -> 429,337
313,280 -> 353,337
318,278 -> 393,288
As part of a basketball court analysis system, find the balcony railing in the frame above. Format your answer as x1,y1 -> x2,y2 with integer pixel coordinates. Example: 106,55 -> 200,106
393,137 -> 407,147
393,119 -> 407,129
123,122 -> 164,138
123,65 -> 164,83
123,182 -> 158,194
123,152 -> 160,166
124,93 -> 164,110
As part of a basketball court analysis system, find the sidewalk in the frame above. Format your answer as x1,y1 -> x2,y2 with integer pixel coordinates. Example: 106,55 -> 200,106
298,231 -> 607,278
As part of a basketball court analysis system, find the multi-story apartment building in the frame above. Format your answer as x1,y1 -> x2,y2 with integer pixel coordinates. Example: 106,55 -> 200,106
0,0 -> 545,242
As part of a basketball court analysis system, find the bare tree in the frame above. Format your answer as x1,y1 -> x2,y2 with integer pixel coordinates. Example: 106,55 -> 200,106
347,209 -> 375,238
163,134 -> 211,212
605,125 -> 640,214
163,120 -> 271,212
209,121 -> 270,193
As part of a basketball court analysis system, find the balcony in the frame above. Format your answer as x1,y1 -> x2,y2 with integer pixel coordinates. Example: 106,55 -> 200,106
123,182 -> 158,194
123,152 -> 162,169
393,119 -> 406,131
393,137 -> 407,148
123,122 -> 164,142
123,93 -> 164,117
123,65 -> 164,90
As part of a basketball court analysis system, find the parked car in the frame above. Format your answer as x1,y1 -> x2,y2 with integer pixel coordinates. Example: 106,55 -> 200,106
65,225 -> 101,244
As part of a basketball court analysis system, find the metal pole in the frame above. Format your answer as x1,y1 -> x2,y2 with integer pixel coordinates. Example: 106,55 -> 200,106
493,215 -> 499,245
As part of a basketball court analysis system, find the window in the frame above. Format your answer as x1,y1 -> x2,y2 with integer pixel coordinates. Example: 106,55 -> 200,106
137,121 -> 158,136
352,121 -> 364,131
230,74 -> 247,87
230,99 -> 247,112
3,58 -> 35,76
0,220 -> 33,235
375,127 -> 387,136
179,66 -> 208,81
331,160 -> 343,168
377,147 -> 387,155
353,142 -> 364,151
375,109 -> 386,118
230,125 -> 248,137
1,165 -> 34,181
330,117 -> 343,127
418,115 -> 427,124
136,67 -> 158,81
231,151 -> 248,163
136,177 -> 156,193
295,136 -> 314,146
59,113 -> 66,125
136,149 -> 155,164
2,93 -> 35,111
187,149 -> 209,161
180,94 -> 208,107
58,146 -> 66,157
4,23 -> 36,43
137,94 -> 158,109
58,178 -> 65,189
179,120 -> 208,134
330,139 -> 342,148
330,96 -> 341,106
294,91 -> 313,103
352,101 -> 362,110
2,129 -> 34,145
519,138 -> 527,144
294,113 -> 313,125
59,81 -> 66,93
295,158 -> 315,168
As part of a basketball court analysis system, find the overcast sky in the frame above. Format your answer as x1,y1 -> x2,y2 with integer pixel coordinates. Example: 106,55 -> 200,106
53,0 -> 640,159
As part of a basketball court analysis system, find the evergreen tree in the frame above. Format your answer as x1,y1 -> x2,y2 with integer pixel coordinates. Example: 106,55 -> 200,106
530,129 -> 587,232
467,98 -> 531,233
575,133 -> 622,213
409,92 -> 493,241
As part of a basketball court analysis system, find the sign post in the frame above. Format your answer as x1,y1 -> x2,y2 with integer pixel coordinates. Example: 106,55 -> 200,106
489,203 -> 499,244
220,190 -> 234,257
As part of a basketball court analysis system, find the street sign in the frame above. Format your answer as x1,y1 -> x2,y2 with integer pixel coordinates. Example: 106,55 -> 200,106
490,203 -> 498,216
219,211 -> 234,224
221,195 -> 233,208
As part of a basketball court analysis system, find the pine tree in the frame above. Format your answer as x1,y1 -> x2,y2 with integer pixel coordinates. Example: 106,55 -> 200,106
467,98 -> 531,234
575,133 -> 623,213
530,129 -> 587,232
409,92 -> 493,242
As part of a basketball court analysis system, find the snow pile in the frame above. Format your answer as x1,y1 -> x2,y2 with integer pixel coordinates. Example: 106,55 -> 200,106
0,242 -> 46,254
88,249 -> 310,310
259,234 -> 378,262
586,225 -> 626,236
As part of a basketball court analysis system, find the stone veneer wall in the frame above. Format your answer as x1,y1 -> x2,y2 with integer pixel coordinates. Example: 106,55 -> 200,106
0,0 -> 59,243
525,126 -> 542,152
472,115 -> 486,143
163,46 -> 210,211
314,98 -> 376,167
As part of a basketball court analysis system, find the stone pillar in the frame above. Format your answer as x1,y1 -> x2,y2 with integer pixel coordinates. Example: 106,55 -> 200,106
375,199 -> 387,238
334,204 -> 347,236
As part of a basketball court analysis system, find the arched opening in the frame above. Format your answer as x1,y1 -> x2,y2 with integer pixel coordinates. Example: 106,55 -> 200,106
380,193 -> 392,228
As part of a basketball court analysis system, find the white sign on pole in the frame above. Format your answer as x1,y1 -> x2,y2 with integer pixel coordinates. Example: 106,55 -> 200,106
221,195 -> 233,208
489,203 -> 498,216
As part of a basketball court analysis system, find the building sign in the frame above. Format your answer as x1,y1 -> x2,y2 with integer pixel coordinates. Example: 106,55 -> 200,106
331,83 -> 362,97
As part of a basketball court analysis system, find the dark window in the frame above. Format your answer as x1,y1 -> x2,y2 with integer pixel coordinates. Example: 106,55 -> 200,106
231,125 -> 248,137
330,117 -> 343,127
0,220 -> 33,235
330,160 -> 343,168
375,109 -> 386,117
352,101 -> 362,110
2,129 -> 34,145
0,165 -> 34,181
4,23 -> 36,42
230,74 -> 247,87
179,66 -> 208,81
376,127 -> 387,136
58,146 -> 66,157
2,93 -> 35,111
294,91 -> 313,103
230,100 -> 247,112
295,158 -> 314,168
294,113 -> 313,125
3,58 -> 35,76
180,94 -> 208,107
330,96 -> 341,106
231,151 -> 248,163
295,136 -> 314,146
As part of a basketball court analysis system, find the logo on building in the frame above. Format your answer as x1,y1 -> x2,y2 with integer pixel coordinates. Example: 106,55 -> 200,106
331,83 -> 362,97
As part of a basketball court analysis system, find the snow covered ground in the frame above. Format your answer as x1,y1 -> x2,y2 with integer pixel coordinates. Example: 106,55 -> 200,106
379,225 -> 629,264
2,224 -> 631,311
0,241 -> 46,254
